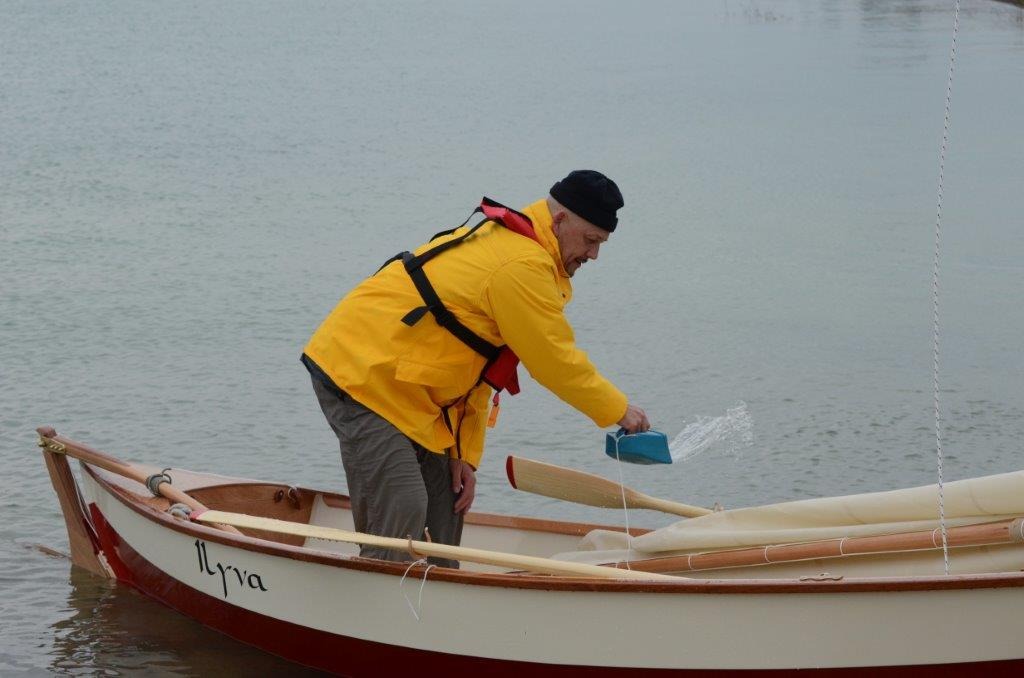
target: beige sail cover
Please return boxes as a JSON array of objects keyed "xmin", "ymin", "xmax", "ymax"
[{"xmin": 628, "ymin": 469, "xmax": 1024, "ymax": 553}]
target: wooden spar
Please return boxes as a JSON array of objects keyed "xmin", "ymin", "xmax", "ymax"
[
  {"xmin": 606, "ymin": 517, "xmax": 1024, "ymax": 573},
  {"xmin": 506, "ymin": 455, "xmax": 713, "ymax": 518},
  {"xmin": 194, "ymin": 509, "xmax": 680, "ymax": 581},
  {"xmin": 36, "ymin": 426, "xmax": 242, "ymax": 535}
]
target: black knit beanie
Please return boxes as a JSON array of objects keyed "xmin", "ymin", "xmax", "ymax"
[{"xmin": 549, "ymin": 170, "xmax": 624, "ymax": 232}]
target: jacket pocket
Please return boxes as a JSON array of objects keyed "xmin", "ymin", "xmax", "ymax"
[
  {"xmin": 394, "ymin": 359, "xmax": 460, "ymax": 388},
  {"xmin": 395, "ymin": 358, "xmax": 479, "ymax": 405}
]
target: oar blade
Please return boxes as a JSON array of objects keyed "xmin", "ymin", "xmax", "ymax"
[
  {"xmin": 507, "ymin": 455, "xmax": 629, "ymax": 509},
  {"xmin": 507, "ymin": 455, "xmax": 713, "ymax": 518}
]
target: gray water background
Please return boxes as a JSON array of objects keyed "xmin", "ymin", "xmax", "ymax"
[{"xmin": 2, "ymin": 0, "xmax": 1023, "ymax": 674}]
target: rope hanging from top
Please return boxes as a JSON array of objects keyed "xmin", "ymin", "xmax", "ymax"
[
  {"xmin": 612, "ymin": 435, "xmax": 633, "ymax": 570},
  {"xmin": 931, "ymin": 0, "xmax": 962, "ymax": 577}
]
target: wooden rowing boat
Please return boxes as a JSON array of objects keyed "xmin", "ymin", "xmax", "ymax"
[{"xmin": 38, "ymin": 427, "xmax": 1024, "ymax": 675}]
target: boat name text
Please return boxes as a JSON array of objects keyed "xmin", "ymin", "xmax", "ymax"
[{"xmin": 194, "ymin": 540, "xmax": 268, "ymax": 598}]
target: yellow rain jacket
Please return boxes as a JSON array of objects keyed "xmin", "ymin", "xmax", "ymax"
[{"xmin": 303, "ymin": 198, "xmax": 628, "ymax": 469}]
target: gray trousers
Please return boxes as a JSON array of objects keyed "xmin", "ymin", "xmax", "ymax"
[{"xmin": 311, "ymin": 375, "xmax": 463, "ymax": 568}]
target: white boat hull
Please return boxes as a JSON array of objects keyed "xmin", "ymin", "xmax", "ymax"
[{"xmin": 77, "ymin": 465, "xmax": 1024, "ymax": 675}]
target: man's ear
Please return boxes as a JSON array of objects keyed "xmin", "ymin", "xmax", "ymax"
[{"xmin": 551, "ymin": 210, "xmax": 566, "ymax": 234}]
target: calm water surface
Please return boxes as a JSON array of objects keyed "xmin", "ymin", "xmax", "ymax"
[{"xmin": 2, "ymin": 1, "xmax": 1023, "ymax": 674}]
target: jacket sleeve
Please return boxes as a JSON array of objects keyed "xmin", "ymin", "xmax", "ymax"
[
  {"xmin": 483, "ymin": 256, "xmax": 629, "ymax": 427},
  {"xmin": 455, "ymin": 381, "xmax": 493, "ymax": 470}
]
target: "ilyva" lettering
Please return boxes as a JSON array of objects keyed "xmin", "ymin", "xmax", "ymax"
[{"xmin": 194, "ymin": 540, "xmax": 269, "ymax": 598}]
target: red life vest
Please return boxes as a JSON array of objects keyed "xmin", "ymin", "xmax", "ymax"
[{"xmin": 380, "ymin": 197, "xmax": 539, "ymax": 397}]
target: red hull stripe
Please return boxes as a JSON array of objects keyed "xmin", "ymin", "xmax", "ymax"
[{"xmin": 87, "ymin": 504, "xmax": 1024, "ymax": 677}]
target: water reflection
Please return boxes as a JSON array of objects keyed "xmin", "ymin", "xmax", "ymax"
[{"xmin": 48, "ymin": 567, "xmax": 326, "ymax": 676}]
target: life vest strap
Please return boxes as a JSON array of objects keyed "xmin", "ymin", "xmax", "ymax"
[
  {"xmin": 378, "ymin": 197, "xmax": 538, "ymax": 395},
  {"xmin": 376, "ymin": 216, "xmax": 487, "ymax": 275},
  {"xmin": 401, "ymin": 252, "xmax": 501, "ymax": 362},
  {"xmin": 428, "ymin": 205, "xmax": 481, "ymax": 242},
  {"xmin": 408, "ymin": 218, "xmax": 488, "ymax": 270}
]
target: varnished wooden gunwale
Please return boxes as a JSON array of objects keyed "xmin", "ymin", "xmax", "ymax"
[
  {"xmin": 38, "ymin": 427, "xmax": 242, "ymax": 535},
  {"xmin": 83, "ymin": 462, "xmax": 1024, "ymax": 595}
]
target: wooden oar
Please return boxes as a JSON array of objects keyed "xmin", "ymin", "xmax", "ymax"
[
  {"xmin": 36, "ymin": 427, "xmax": 676, "ymax": 581},
  {"xmin": 193, "ymin": 509, "xmax": 678, "ymax": 581},
  {"xmin": 505, "ymin": 455, "xmax": 713, "ymax": 518},
  {"xmin": 604, "ymin": 517, "xmax": 1024, "ymax": 574},
  {"xmin": 36, "ymin": 426, "xmax": 242, "ymax": 535}
]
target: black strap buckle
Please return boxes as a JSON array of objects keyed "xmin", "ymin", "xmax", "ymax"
[{"xmin": 401, "ymin": 306, "xmax": 430, "ymax": 326}]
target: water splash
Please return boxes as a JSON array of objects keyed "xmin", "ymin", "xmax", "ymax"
[{"xmin": 668, "ymin": 401, "xmax": 753, "ymax": 462}]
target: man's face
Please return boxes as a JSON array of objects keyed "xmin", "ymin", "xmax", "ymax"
[{"xmin": 552, "ymin": 211, "xmax": 610, "ymax": 277}]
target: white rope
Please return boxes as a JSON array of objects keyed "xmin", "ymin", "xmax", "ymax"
[
  {"xmin": 932, "ymin": 0, "xmax": 961, "ymax": 577},
  {"xmin": 399, "ymin": 559, "xmax": 436, "ymax": 621},
  {"xmin": 612, "ymin": 434, "xmax": 633, "ymax": 570}
]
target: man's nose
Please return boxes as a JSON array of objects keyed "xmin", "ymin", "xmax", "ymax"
[{"xmin": 588, "ymin": 243, "xmax": 600, "ymax": 260}]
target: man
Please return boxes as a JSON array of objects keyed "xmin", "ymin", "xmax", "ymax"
[{"xmin": 302, "ymin": 170, "xmax": 649, "ymax": 566}]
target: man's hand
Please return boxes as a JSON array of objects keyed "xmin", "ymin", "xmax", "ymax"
[
  {"xmin": 617, "ymin": 403, "xmax": 650, "ymax": 433},
  {"xmin": 450, "ymin": 457, "xmax": 477, "ymax": 515}
]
